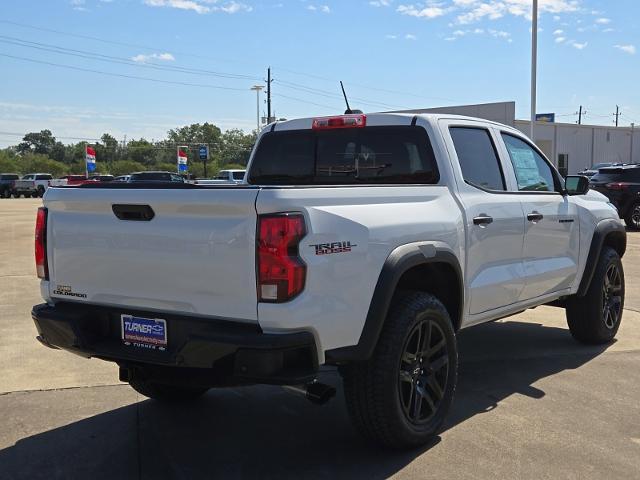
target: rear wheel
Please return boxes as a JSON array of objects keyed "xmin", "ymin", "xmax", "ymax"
[
  {"xmin": 129, "ymin": 379, "xmax": 209, "ymax": 402},
  {"xmin": 36, "ymin": 186, "xmax": 45, "ymax": 198},
  {"xmin": 566, "ymin": 247, "xmax": 624, "ymax": 344},
  {"xmin": 624, "ymin": 202, "xmax": 640, "ymax": 230},
  {"xmin": 342, "ymin": 292, "xmax": 457, "ymax": 449}
]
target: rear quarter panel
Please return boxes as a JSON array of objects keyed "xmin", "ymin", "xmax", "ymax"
[{"xmin": 255, "ymin": 186, "xmax": 464, "ymax": 360}]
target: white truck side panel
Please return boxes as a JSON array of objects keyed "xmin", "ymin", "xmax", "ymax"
[{"xmin": 255, "ymin": 186, "xmax": 464, "ymax": 357}]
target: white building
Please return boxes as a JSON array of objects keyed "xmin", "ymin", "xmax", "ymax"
[
  {"xmin": 392, "ymin": 101, "xmax": 638, "ymax": 175},
  {"xmin": 514, "ymin": 120, "xmax": 638, "ymax": 175}
]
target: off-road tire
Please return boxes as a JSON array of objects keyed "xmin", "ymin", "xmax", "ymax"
[
  {"xmin": 566, "ymin": 246, "xmax": 624, "ymax": 344},
  {"xmin": 624, "ymin": 202, "xmax": 640, "ymax": 230},
  {"xmin": 341, "ymin": 292, "xmax": 458, "ymax": 449},
  {"xmin": 129, "ymin": 379, "xmax": 209, "ymax": 402}
]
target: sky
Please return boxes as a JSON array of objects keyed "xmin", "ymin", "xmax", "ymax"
[{"xmin": 0, "ymin": 0, "xmax": 638, "ymax": 147}]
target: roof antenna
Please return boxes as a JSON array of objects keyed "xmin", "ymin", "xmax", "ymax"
[{"xmin": 340, "ymin": 81, "xmax": 362, "ymax": 115}]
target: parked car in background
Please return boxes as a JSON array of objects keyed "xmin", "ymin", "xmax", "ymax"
[
  {"xmin": 129, "ymin": 171, "xmax": 185, "ymax": 183},
  {"xmin": 113, "ymin": 175, "xmax": 131, "ymax": 182},
  {"xmin": 590, "ymin": 164, "xmax": 640, "ymax": 229},
  {"xmin": 12, "ymin": 173, "xmax": 53, "ymax": 197},
  {"xmin": 51, "ymin": 175, "xmax": 82, "ymax": 187},
  {"xmin": 216, "ymin": 169, "xmax": 246, "ymax": 183},
  {"xmin": 0, "ymin": 173, "xmax": 20, "ymax": 198},
  {"xmin": 579, "ymin": 163, "xmax": 623, "ymax": 177},
  {"xmin": 89, "ymin": 175, "xmax": 115, "ymax": 182}
]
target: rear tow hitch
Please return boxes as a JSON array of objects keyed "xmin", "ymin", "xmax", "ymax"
[{"xmin": 284, "ymin": 380, "xmax": 336, "ymax": 405}]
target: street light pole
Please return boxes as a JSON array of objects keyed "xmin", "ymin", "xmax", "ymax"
[
  {"xmin": 530, "ymin": 0, "xmax": 538, "ymax": 141},
  {"xmin": 250, "ymin": 85, "xmax": 264, "ymax": 133}
]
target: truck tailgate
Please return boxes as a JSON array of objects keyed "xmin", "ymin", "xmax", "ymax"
[{"xmin": 44, "ymin": 187, "xmax": 259, "ymax": 322}]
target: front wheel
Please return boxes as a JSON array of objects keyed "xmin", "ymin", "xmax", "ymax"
[
  {"xmin": 342, "ymin": 292, "xmax": 458, "ymax": 449},
  {"xmin": 566, "ymin": 246, "xmax": 624, "ymax": 344},
  {"xmin": 624, "ymin": 202, "xmax": 640, "ymax": 230},
  {"xmin": 129, "ymin": 379, "xmax": 209, "ymax": 402}
]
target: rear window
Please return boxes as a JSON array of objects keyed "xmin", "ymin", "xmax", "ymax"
[
  {"xmin": 0, "ymin": 174, "xmax": 19, "ymax": 180},
  {"xmin": 248, "ymin": 126, "xmax": 439, "ymax": 185},
  {"xmin": 592, "ymin": 168, "xmax": 640, "ymax": 183}
]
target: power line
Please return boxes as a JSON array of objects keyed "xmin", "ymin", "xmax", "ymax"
[
  {"xmin": 274, "ymin": 79, "xmax": 409, "ymax": 110},
  {"xmin": 0, "ymin": 19, "xmax": 462, "ymax": 107},
  {"xmin": 0, "ymin": 35, "xmax": 261, "ymax": 81},
  {"xmin": 0, "ymin": 53, "xmax": 250, "ymax": 91},
  {"xmin": 271, "ymin": 94, "xmax": 339, "ymax": 111}
]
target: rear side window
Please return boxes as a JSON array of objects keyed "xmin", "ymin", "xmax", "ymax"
[
  {"xmin": 232, "ymin": 171, "xmax": 245, "ymax": 180},
  {"xmin": 36, "ymin": 174, "xmax": 52, "ymax": 180},
  {"xmin": 449, "ymin": 127, "xmax": 505, "ymax": 191},
  {"xmin": 248, "ymin": 126, "xmax": 439, "ymax": 185},
  {"xmin": 0, "ymin": 174, "xmax": 19, "ymax": 180}
]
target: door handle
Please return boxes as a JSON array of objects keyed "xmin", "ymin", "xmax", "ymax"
[
  {"xmin": 112, "ymin": 204, "xmax": 155, "ymax": 221},
  {"xmin": 473, "ymin": 214, "xmax": 494, "ymax": 226},
  {"xmin": 527, "ymin": 212, "xmax": 544, "ymax": 222}
]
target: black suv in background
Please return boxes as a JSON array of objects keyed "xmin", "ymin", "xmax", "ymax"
[
  {"xmin": 0, "ymin": 173, "xmax": 20, "ymax": 198},
  {"xmin": 590, "ymin": 165, "xmax": 640, "ymax": 229}
]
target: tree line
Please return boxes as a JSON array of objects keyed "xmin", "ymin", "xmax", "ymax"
[{"xmin": 0, "ymin": 123, "xmax": 257, "ymax": 178}]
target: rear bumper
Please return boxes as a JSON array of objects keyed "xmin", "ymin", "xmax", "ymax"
[{"xmin": 32, "ymin": 302, "xmax": 318, "ymax": 386}]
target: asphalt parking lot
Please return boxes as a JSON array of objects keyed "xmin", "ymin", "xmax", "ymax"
[{"xmin": 1, "ymin": 198, "xmax": 639, "ymax": 480}]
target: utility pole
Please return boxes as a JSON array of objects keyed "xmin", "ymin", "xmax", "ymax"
[
  {"xmin": 267, "ymin": 67, "xmax": 273, "ymax": 124},
  {"xmin": 250, "ymin": 85, "xmax": 264, "ymax": 133},
  {"xmin": 631, "ymin": 123, "xmax": 635, "ymax": 164},
  {"xmin": 530, "ymin": 0, "xmax": 538, "ymax": 141},
  {"xmin": 614, "ymin": 105, "xmax": 620, "ymax": 127},
  {"xmin": 578, "ymin": 105, "xmax": 583, "ymax": 125}
]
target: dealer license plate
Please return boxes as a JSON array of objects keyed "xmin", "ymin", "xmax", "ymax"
[{"xmin": 121, "ymin": 314, "xmax": 167, "ymax": 350}]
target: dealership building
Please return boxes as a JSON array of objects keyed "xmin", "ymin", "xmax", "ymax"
[{"xmin": 395, "ymin": 101, "xmax": 638, "ymax": 175}]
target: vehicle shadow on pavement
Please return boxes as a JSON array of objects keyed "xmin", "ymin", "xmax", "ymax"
[{"xmin": 0, "ymin": 319, "xmax": 610, "ymax": 480}]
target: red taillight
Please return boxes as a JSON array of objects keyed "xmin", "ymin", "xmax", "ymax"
[
  {"xmin": 312, "ymin": 114, "xmax": 366, "ymax": 130},
  {"xmin": 606, "ymin": 182, "xmax": 630, "ymax": 191},
  {"xmin": 257, "ymin": 213, "xmax": 306, "ymax": 302},
  {"xmin": 35, "ymin": 207, "xmax": 48, "ymax": 279}
]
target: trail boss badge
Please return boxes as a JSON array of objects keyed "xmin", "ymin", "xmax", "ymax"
[{"xmin": 309, "ymin": 241, "xmax": 357, "ymax": 255}]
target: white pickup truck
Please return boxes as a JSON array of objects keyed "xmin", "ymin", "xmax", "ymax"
[
  {"xmin": 32, "ymin": 113, "xmax": 626, "ymax": 449},
  {"xmin": 12, "ymin": 173, "xmax": 53, "ymax": 197}
]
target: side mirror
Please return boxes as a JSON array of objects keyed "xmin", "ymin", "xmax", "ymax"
[{"xmin": 565, "ymin": 175, "xmax": 590, "ymax": 196}]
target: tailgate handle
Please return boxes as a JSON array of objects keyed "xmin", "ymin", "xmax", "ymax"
[{"xmin": 112, "ymin": 204, "xmax": 155, "ymax": 221}]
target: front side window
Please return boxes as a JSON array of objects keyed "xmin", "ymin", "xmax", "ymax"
[
  {"xmin": 449, "ymin": 127, "xmax": 505, "ymax": 191},
  {"xmin": 502, "ymin": 134, "xmax": 557, "ymax": 192}
]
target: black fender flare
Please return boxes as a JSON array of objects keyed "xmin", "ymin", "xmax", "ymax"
[
  {"xmin": 324, "ymin": 242, "xmax": 463, "ymax": 364},
  {"xmin": 577, "ymin": 219, "xmax": 626, "ymax": 297}
]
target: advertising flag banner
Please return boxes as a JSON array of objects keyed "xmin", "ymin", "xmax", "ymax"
[
  {"xmin": 177, "ymin": 146, "xmax": 188, "ymax": 172},
  {"xmin": 86, "ymin": 145, "xmax": 96, "ymax": 173}
]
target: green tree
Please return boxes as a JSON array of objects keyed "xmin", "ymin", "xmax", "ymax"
[
  {"xmin": 110, "ymin": 160, "xmax": 145, "ymax": 176},
  {"xmin": 17, "ymin": 130, "xmax": 57, "ymax": 156},
  {"xmin": 126, "ymin": 139, "xmax": 156, "ymax": 165},
  {"xmin": 0, "ymin": 150, "xmax": 18, "ymax": 173},
  {"xmin": 16, "ymin": 153, "xmax": 67, "ymax": 176},
  {"xmin": 219, "ymin": 129, "xmax": 256, "ymax": 166}
]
